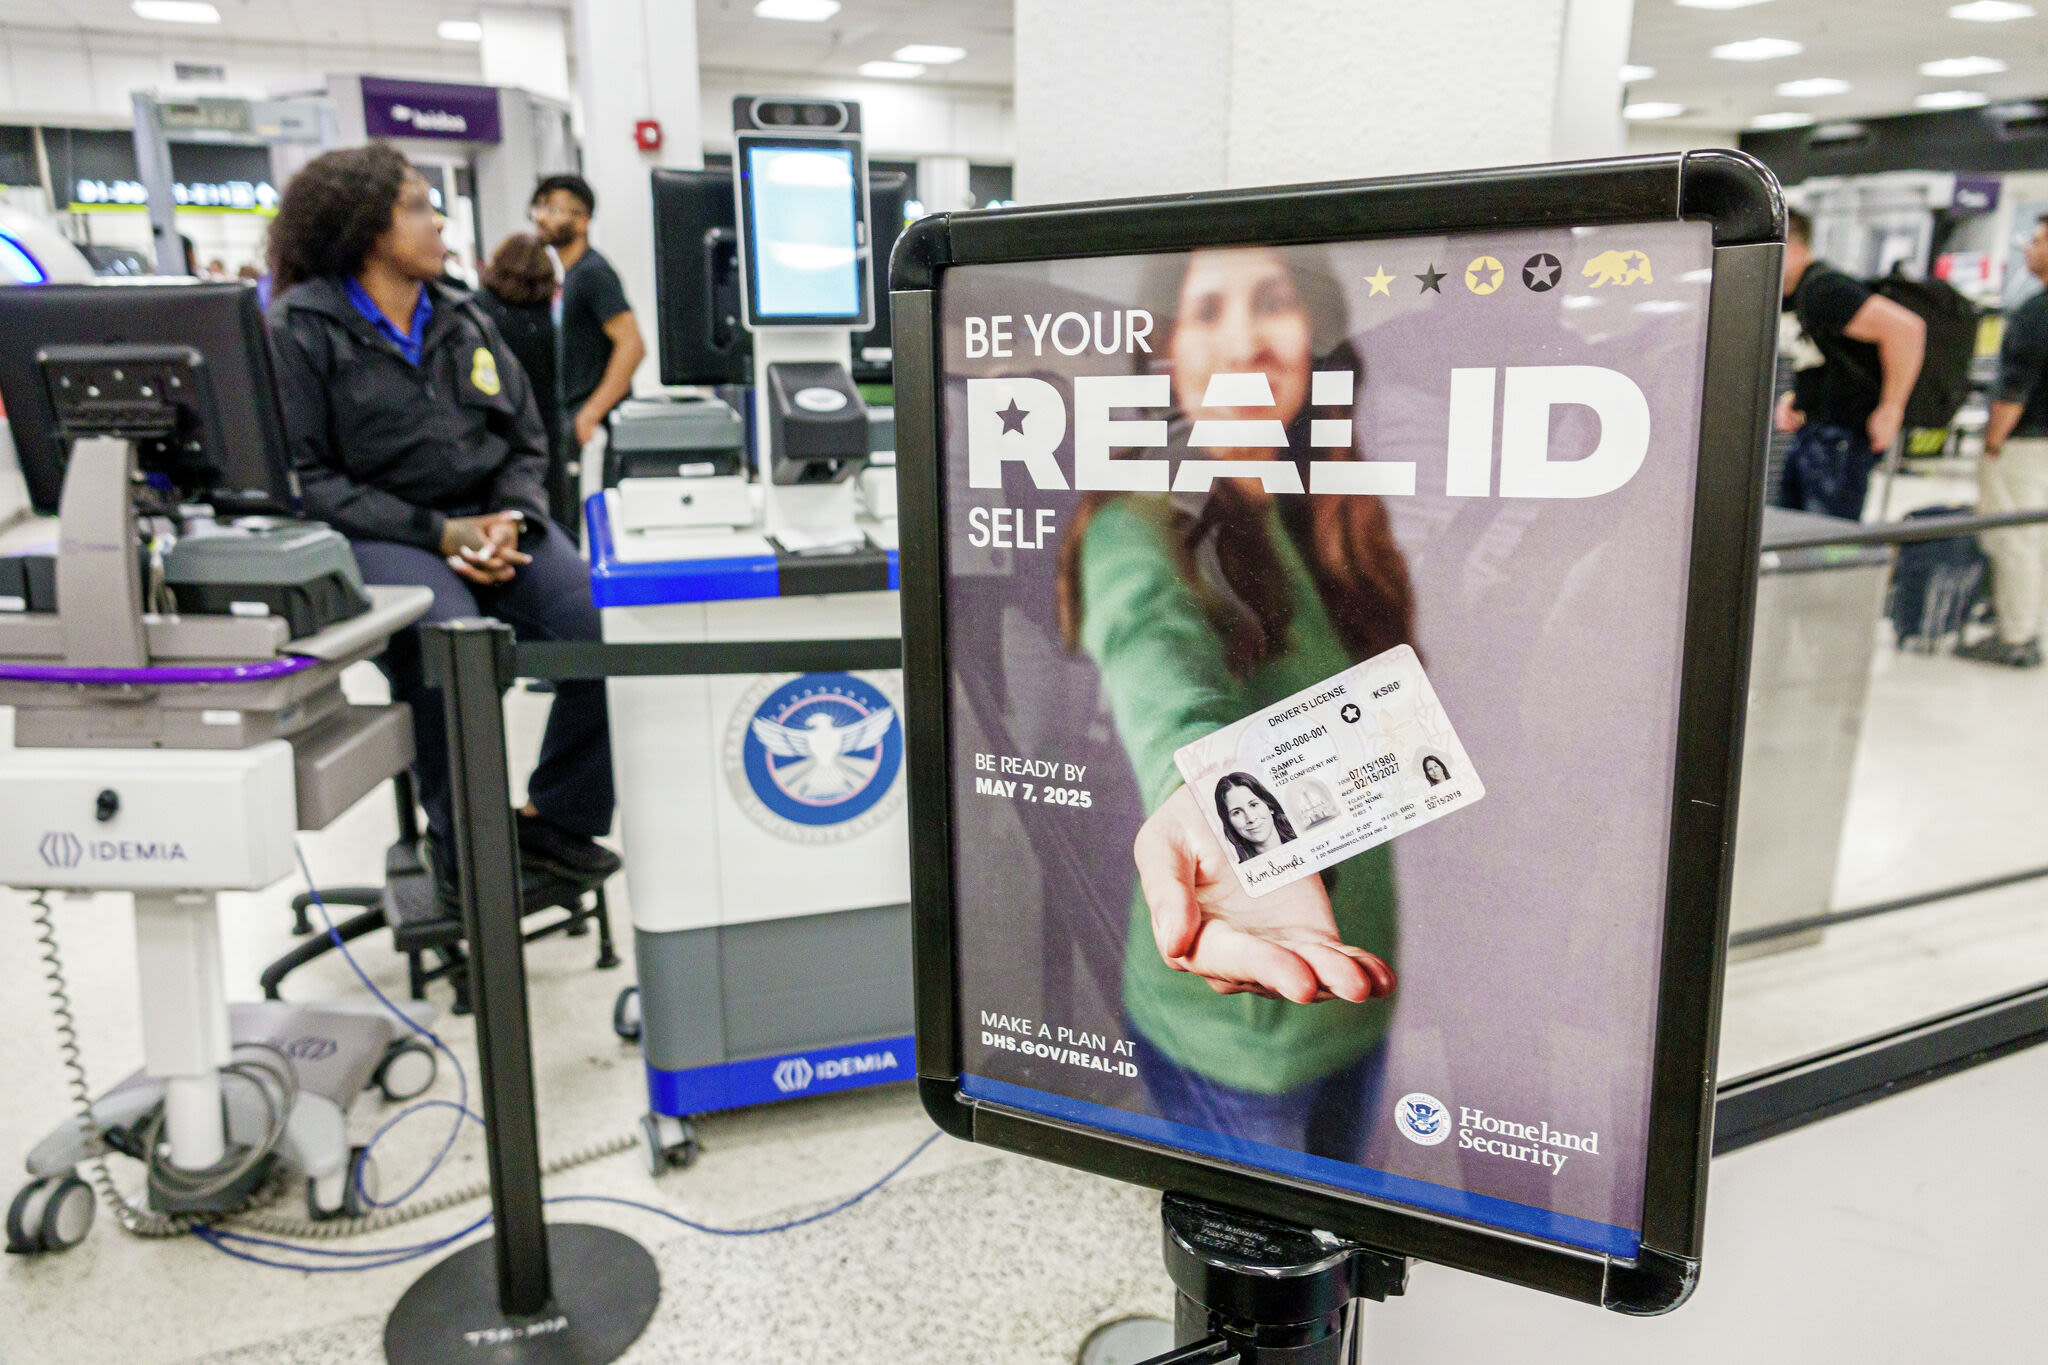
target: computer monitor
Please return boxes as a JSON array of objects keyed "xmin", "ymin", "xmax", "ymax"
[
  {"xmin": 651, "ymin": 167, "xmax": 748, "ymax": 387},
  {"xmin": 0, "ymin": 281, "xmax": 295, "ymax": 516},
  {"xmin": 853, "ymin": 171, "xmax": 907, "ymax": 384},
  {"xmin": 654, "ymin": 166, "xmax": 904, "ymax": 386},
  {"xmin": 733, "ymin": 132, "xmax": 873, "ymax": 331}
]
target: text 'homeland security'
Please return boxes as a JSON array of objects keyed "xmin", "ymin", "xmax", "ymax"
[{"xmin": 1458, "ymin": 1107, "xmax": 1600, "ymax": 1174}]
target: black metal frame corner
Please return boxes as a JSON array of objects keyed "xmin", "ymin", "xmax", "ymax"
[{"xmin": 889, "ymin": 150, "xmax": 1785, "ymax": 1313}]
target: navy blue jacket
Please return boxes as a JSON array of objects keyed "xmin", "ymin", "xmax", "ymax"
[{"xmin": 267, "ymin": 276, "xmax": 550, "ymax": 551}]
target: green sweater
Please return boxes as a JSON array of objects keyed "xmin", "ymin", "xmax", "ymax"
[{"xmin": 1078, "ymin": 496, "xmax": 1397, "ymax": 1094}]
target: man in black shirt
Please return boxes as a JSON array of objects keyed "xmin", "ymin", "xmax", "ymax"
[
  {"xmin": 1960, "ymin": 215, "xmax": 2048, "ymax": 668},
  {"xmin": 1775, "ymin": 208, "xmax": 1926, "ymax": 520},
  {"xmin": 531, "ymin": 174, "xmax": 646, "ymax": 507}
]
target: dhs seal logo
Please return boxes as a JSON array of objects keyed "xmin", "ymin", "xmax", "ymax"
[
  {"xmin": 726, "ymin": 672, "xmax": 904, "ymax": 844},
  {"xmin": 1394, "ymin": 1092, "xmax": 1453, "ymax": 1146}
]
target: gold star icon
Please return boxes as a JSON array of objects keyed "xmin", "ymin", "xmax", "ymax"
[
  {"xmin": 1365, "ymin": 265, "xmax": 1394, "ymax": 297},
  {"xmin": 1465, "ymin": 255, "xmax": 1504, "ymax": 295}
]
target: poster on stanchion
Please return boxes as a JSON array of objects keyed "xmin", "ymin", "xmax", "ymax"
[{"xmin": 891, "ymin": 154, "xmax": 1782, "ymax": 1312}]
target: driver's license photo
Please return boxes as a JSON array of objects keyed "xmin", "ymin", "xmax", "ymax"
[{"xmin": 1173, "ymin": 644, "xmax": 1486, "ymax": 898}]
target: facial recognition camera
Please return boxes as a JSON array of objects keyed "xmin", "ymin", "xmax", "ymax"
[
  {"xmin": 728, "ymin": 98, "xmax": 876, "ymax": 550},
  {"xmin": 734, "ymin": 96, "xmax": 860, "ymax": 135}
]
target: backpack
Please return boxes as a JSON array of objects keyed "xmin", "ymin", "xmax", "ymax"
[
  {"xmin": 1867, "ymin": 270, "xmax": 1981, "ymax": 431},
  {"xmin": 1793, "ymin": 266, "xmax": 1981, "ymax": 433}
]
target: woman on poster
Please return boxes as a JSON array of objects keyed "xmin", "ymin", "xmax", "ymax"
[{"xmin": 1058, "ymin": 245, "xmax": 1411, "ymax": 1161}]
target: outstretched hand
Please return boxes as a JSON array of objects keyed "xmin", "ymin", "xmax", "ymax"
[{"xmin": 1133, "ymin": 784, "xmax": 1396, "ymax": 1006}]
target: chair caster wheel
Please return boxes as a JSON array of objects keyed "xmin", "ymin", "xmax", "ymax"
[
  {"xmin": 373, "ymin": 1038, "xmax": 437, "ymax": 1102},
  {"xmin": 307, "ymin": 1145, "xmax": 378, "ymax": 1221},
  {"xmin": 613, "ymin": 986, "xmax": 642, "ymax": 1043},
  {"xmin": 640, "ymin": 1113, "xmax": 698, "ymax": 1178},
  {"xmin": 6, "ymin": 1173, "xmax": 94, "ymax": 1255}
]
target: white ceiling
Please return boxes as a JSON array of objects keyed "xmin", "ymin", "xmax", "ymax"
[
  {"xmin": 6, "ymin": 0, "xmax": 2045, "ymax": 128},
  {"xmin": 2, "ymin": 0, "xmax": 564, "ymax": 51},
  {"xmin": 1628, "ymin": 0, "xmax": 2048, "ymax": 132},
  {"xmin": 695, "ymin": 0, "xmax": 1011, "ymax": 86},
  {"xmin": 2, "ymin": 0, "xmax": 1014, "ymax": 87}
]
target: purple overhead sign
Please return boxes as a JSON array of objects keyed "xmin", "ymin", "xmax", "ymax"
[{"xmin": 361, "ymin": 76, "xmax": 501, "ymax": 144}]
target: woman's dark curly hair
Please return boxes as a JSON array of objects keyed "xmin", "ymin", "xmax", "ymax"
[
  {"xmin": 267, "ymin": 143, "xmax": 413, "ymax": 293},
  {"xmin": 481, "ymin": 232, "xmax": 557, "ymax": 306}
]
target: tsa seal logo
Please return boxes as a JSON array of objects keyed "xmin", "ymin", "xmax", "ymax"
[
  {"xmin": 1394, "ymin": 1092, "xmax": 1453, "ymax": 1146},
  {"xmin": 726, "ymin": 672, "xmax": 904, "ymax": 843}
]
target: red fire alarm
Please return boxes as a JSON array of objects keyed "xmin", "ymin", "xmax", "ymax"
[{"xmin": 633, "ymin": 119, "xmax": 663, "ymax": 152}]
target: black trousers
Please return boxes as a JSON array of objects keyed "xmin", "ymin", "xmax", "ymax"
[{"xmin": 351, "ymin": 526, "xmax": 613, "ymax": 846}]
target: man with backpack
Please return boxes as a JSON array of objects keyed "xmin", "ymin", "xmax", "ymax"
[
  {"xmin": 1775, "ymin": 208, "xmax": 1928, "ymax": 521},
  {"xmin": 1959, "ymin": 215, "xmax": 2048, "ymax": 669}
]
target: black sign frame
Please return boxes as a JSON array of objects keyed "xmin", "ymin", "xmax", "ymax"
[{"xmin": 889, "ymin": 151, "xmax": 1782, "ymax": 1314}]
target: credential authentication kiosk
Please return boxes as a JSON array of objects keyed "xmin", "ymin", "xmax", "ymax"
[{"xmin": 591, "ymin": 98, "xmax": 910, "ymax": 1167}]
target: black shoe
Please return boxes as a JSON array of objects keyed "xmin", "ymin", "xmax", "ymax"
[
  {"xmin": 1956, "ymin": 634, "xmax": 2043, "ymax": 667},
  {"xmin": 420, "ymin": 834, "xmax": 461, "ymax": 916},
  {"xmin": 515, "ymin": 810, "xmax": 622, "ymax": 884}
]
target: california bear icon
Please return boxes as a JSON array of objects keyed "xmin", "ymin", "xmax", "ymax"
[{"xmin": 1581, "ymin": 249, "xmax": 1653, "ymax": 287}]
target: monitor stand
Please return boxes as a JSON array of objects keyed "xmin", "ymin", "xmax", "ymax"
[{"xmin": 1128, "ymin": 1194, "xmax": 1409, "ymax": 1365}]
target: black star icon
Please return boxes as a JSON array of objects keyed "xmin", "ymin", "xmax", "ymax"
[
  {"xmin": 996, "ymin": 398, "xmax": 1029, "ymax": 435},
  {"xmin": 1416, "ymin": 264, "xmax": 1446, "ymax": 294},
  {"xmin": 1340, "ymin": 702, "xmax": 1362, "ymax": 724},
  {"xmin": 1522, "ymin": 253, "xmax": 1562, "ymax": 292}
]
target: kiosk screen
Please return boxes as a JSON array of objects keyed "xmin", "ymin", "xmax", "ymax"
[
  {"xmin": 932, "ymin": 218, "xmax": 1734, "ymax": 1263},
  {"xmin": 737, "ymin": 136, "xmax": 871, "ymax": 328}
]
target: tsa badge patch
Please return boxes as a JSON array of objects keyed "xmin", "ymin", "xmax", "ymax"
[{"xmin": 725, "ymin": 672, "xmax": 905, "ymax": 843}]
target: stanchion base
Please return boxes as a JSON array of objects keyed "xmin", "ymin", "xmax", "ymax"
[{"xmin": 384, "ymin": 1223, "xmax": 659, "ymax": 1365}]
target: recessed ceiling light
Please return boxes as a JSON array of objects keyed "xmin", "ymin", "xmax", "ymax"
[
  {"xmin": 1949, "ymin": 1, "xmax": 2035, "ymax": 19},
  {"xmin": 1749, "ymin": 111, "xmax": 1816, "ymax": 129},
  {"xmin": 858, "ymin": 60, "xmax": 925, "ymax": 79},
  {"xmin": 1624, "ymin": 101, "xmax": 1688, "ymax": 120},
  {"xmin": 1775, "ymin": 77, "xmax": 1850, "ymax": 97},
  {"xmin": 1921, "ymin": 55, "xmax": 2008, "ymax": 76},
  {"xmin": 754, "ymin": 0, "xmax": 840, "ymax": 20},
  {"xmin": 132, "ymin": 0, "xmax": 221, "ymax": 22},
  {"xmin": 437, "ymin": 19, "xmax": 482, "ymax": 41},
  {"xmin": 1620, "ymin": 63, "xmax": 1657, "ymax": 82},
  {"xmin": 1675, "ymin": 0, "xmax": 1776, "ymax": 9},
  {"xmin": 1712, "ymin": 37, "xmax": 1805, "ymax": 60},
  {"xmin": 1918, "ymin": 88, "xmax": 1992, "ymax": 108},
  {"xmin": 893, "ymin": 44, "xmax": 965, "ymax": 64}
]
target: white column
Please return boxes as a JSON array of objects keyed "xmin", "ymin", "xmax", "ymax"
[
  {"xmin": 1549, "ymin": 0, "xmax": 1635, "ymax": 159},
  {"xmin": 480, "ymin": 6, "xmax": 572, "ymax": 103},
  {"xmin": 915, "ymin": 155, "xmax": 973, "ymax": 212},
  {"xmin": 570, "ymin": 0, "xmax": 705, "ymax": 388},
  {"xmin": 1015, "ymin": 0, "xmax": 1620, "ymax": 204},
  {"xmin": 134, "ymin": 891, "xmax": 230, "ymax": 1170}
]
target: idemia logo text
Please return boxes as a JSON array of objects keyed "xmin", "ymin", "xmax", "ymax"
[
  {"xmin": 726, "ymin": 672, "xmax": 905, "ymax": 844},
  {"xmin": 772, "ymin": 1050, "xmax": 901, "ymax": 1094},
  {"xmin": 1395, "ymin": 1092, "xmax": 1601, "ymax": 1174},
  {"xmin": 39, "ymin": 831, "xmax": 186, "ymax": 870}
]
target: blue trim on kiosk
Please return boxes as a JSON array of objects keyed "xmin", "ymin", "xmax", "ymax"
[
  {"xmin": 585, "ymin": 492, "xmax": 780, "ymax": 607},
  {"xmin": 959, "ymin": 1074, "xmax": 1641, "ymax": 1260},
  {"xmin": 586, "ymin": 491, "xmax": 900, "ymax": 607},
  {"xmin": 647, "ymin": 1034, "xmax": 916, "ymax": 1115}
]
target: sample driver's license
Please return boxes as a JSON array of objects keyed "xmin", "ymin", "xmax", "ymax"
[{"xmin": 1174, "ymin": 644, "xmax": 1485, "ymax": 897}]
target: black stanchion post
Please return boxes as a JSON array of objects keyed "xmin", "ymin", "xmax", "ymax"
[
  {"xmin": 384, "ymin": 619, "xmax": 659, "ymax": 1365},
  {"xmin": 1135, "ymin": 1195, "xmax": 1408, "ymax": 1365}
]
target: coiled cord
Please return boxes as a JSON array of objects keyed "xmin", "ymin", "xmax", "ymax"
[
  {"xmin": 30, "ymin": 891, "xmax": 188, "ymax": 1238},
  {"xmin": 141, "ymin": 1040, "xmax": 296, "ymax": 1208}
]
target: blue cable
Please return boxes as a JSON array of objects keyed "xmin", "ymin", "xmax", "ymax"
[
  {"xmin": 292, "ymin": 844, "xmax": 474, "ymax": 1209},
  {"xmin": 546, "ymin": 1130, "xmax": 942, "ymax": 1238},
  {"xmin": 188, "ymin": 849, "xmax": 941, "ymax": 1274}
]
